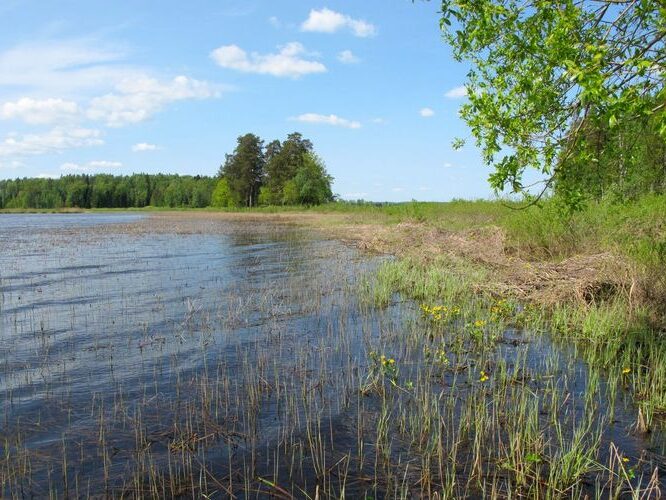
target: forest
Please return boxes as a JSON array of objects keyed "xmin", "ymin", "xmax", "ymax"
[
  {"xmin": 0, "ymin": 132, "xmax": 333, "ymax": 209},
  {"xmin": 0, "ymin": 173, "xmax": 216, "ymax": 210}
]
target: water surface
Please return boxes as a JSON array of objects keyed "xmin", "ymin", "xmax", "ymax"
[{"xmin": 0, "ymin": 213, "xmax": 663, "ymax": 498}]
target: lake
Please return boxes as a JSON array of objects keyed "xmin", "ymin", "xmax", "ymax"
[{"xmin": 1, "ymin": 213, "xmax": 663, "ymax": 498}]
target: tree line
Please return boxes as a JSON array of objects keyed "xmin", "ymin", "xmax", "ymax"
[
  {"xmin": 0, "ymin": 174, "xmax": 216, "ymax": 210},
  {"xmin": 0, "ymin": 132, "xmax": 334, "ymax": 209}
]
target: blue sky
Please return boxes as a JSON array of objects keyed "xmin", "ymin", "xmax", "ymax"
[{"xmin": 0, "ymin": 0, "xmax": 510, "ymax": 201}]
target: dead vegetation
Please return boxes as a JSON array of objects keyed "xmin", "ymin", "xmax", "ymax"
[{"xmin": 321, "ymin": 218, "xmax": 636, "ymax": 312}]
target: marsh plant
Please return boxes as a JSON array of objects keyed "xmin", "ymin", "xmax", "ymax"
[{"xmin": 0, "ymin": 215, "xmax": 664, "ymax": 498}]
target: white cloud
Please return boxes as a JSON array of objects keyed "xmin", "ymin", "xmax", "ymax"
[
  {"xmin": 301, "ymin": 8, "xmax": 376, "ymax": 37},
  {"xmin": 444, "ymin": 85, "xmax": 467, "ymax": 99},
  {"xmin": 0, "ymin": 39, "xmax": 140, "ymax": 96},
  {"xmin": 371, "ymin": 117, "xmax": 387, "ymax": 124},
  {"xmin": 36, "ymin": 173, "xmax": 58, "ymax": 179},
  {"xmin": 291, "ymin": 113, "xmax": 361, "ymax": 129},
  {"xmin": 132, "ymin": 142, "xmax": 158, "ymax": 152},
  {"xmin": 89, "ymin": 160, "xmax": 121, "ymax": 169},
  {"xmin": 391, "ymin": 187, "xmax": 404, "ymax": 192},
  {"xmin": 1, "ymin": 97, "xmax": 80, "ymax": 124},
  {"xmin": 0, "ymin": 127, "xmax": 103, "ymax": 158},
  {"xmin": 60, "ymin": 160, "xmax": 122, "ymax": 172},
  {"xmin": 0, "ymin": 39, "xmax": 222, "ymax": 166},
  {"xmin": 420, "ymin": 107, "xmax": 435, "ymax": 117},
  {"xmin": 87, "ymin": 75, "xmax": 218, "ymax": 127},
  {"xmin": 337, "ymin": 50, "xmax": 360, "ymax": 64},
  {"xmin": 210, "ymin": 42, "xmax": 326, "ymax": 78},
  {"xmin": 268, "ymin": 16, "xmax": 281, "ymax": 28},
  {"xmin": 0, "ymin": 39, "xmax": 221, "ymax": 130},
  {"xmin": 444, "ymin": 162, "xmax": 453, "ymax": 168}
]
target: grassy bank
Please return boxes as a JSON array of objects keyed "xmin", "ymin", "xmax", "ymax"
[
  {"xmin": 314, "ymin": 195, "xmax": 665, "ymax": 274},
  {"xmin": 291, "ymin": 195, "xmax": 665, "ymax": 317}
]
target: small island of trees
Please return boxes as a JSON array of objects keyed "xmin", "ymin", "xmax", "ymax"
[{"xmin": 0, "ymin": 131, "xmax": 334, "ymax": 210}]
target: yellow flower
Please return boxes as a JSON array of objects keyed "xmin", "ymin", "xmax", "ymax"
[
  {"xmin": 622, "ymin": 457, "xmax": 630, "ymax": 463},
  {"xmin": 622, "ymin": 367, "xmax": 631, "ymax": 374},
  {"xmin": 474, "ymin": 320, "xmax": 486, "ymax": 328}
]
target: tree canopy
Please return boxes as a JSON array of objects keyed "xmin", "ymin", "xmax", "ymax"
[
  {"xmin": 439, "ymin": 0, "xmax": 665, "ymax": 204},
  {"xmin": 218, "ymin": 133, "xmax": 265, "ymax": 207},
  {"xmin": 263, "ymin": 132, "xmax": 315, "ymax": 205},
  {"xmin": 218, "ymin": 131, "xmax": 334, "ymax": 207}
]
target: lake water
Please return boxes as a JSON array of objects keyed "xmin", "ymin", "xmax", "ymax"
[
  {"xmin": 0, "ymin": 213, "xmax": 664, "ymax": 498},
  {"xmin": 1, "ymin": 213, "xmax": 398, "ymax": 496}
]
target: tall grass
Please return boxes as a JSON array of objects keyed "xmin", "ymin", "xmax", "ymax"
[
  {"xmin": 503, "ymin": 194, "xmax": 666, "ymax": 265},
  {"xmin": 311, "ymin": 195, "xmax": 666, "ymax": 271}
]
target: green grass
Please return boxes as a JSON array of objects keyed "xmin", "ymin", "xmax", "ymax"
[{"xmin": 502, "ymin": 194, "xmax": 666, "ymax": 264}]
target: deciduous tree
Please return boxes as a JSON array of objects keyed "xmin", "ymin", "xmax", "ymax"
[{"xmin": 440, "ymin": 0, "xmax": 665, "ymax": 205}]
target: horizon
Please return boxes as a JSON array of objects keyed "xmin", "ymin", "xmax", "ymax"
[{"xmin": 0, "ymin": 1, "xmax": 543, "ymax": 202}]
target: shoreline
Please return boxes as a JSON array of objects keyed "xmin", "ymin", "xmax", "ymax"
[
  {"xmin": 2, "ymin": 207, "xmax": 645, "ymax": 314},
  {"xmin": 3, "ymin": 208, "xmax": 664, "ymax": 496}
]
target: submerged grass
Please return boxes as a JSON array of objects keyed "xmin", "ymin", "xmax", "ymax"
[
  {"xmin": 358, "ymin": 252, "xmax": 665, "ymax": 496},
  {"xmin": 2, "ymin": 195, "xmax": 665, "ymax": 498},
  {"xmin": 365, "ymin": 247, "xmax": 666, "ymax": 436}
]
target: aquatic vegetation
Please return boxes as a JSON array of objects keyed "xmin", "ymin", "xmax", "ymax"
[
  {"xmin": 424, "ymin": 345, "xmax": 449, "ymax": 369},
  {"xmin": 363, "ymin": 352, "xmax": 400, "ymax": 395},
  {"xmin": 419, "ymin": 303, "xmax": 461, "ymax": 322},
  {"xmin": 490, "ymin": 297, "xmax": 513, "ymax": 321},
  {"xmin": 1, "ymin": 213, "xmax": 664, "ymax": 498},
  {"xmin": 465, "ymin": 318, "xmax": 499, "ymax": 347}
]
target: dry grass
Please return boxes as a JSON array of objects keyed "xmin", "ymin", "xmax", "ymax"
[{"xmin": 288, "ymin": 214, "xmax": 633, "ymax": 311}]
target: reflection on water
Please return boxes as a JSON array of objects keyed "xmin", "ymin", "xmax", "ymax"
[{"xmin": 0, "ymin": 213, "xmax": 663, "ymax": 498}]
